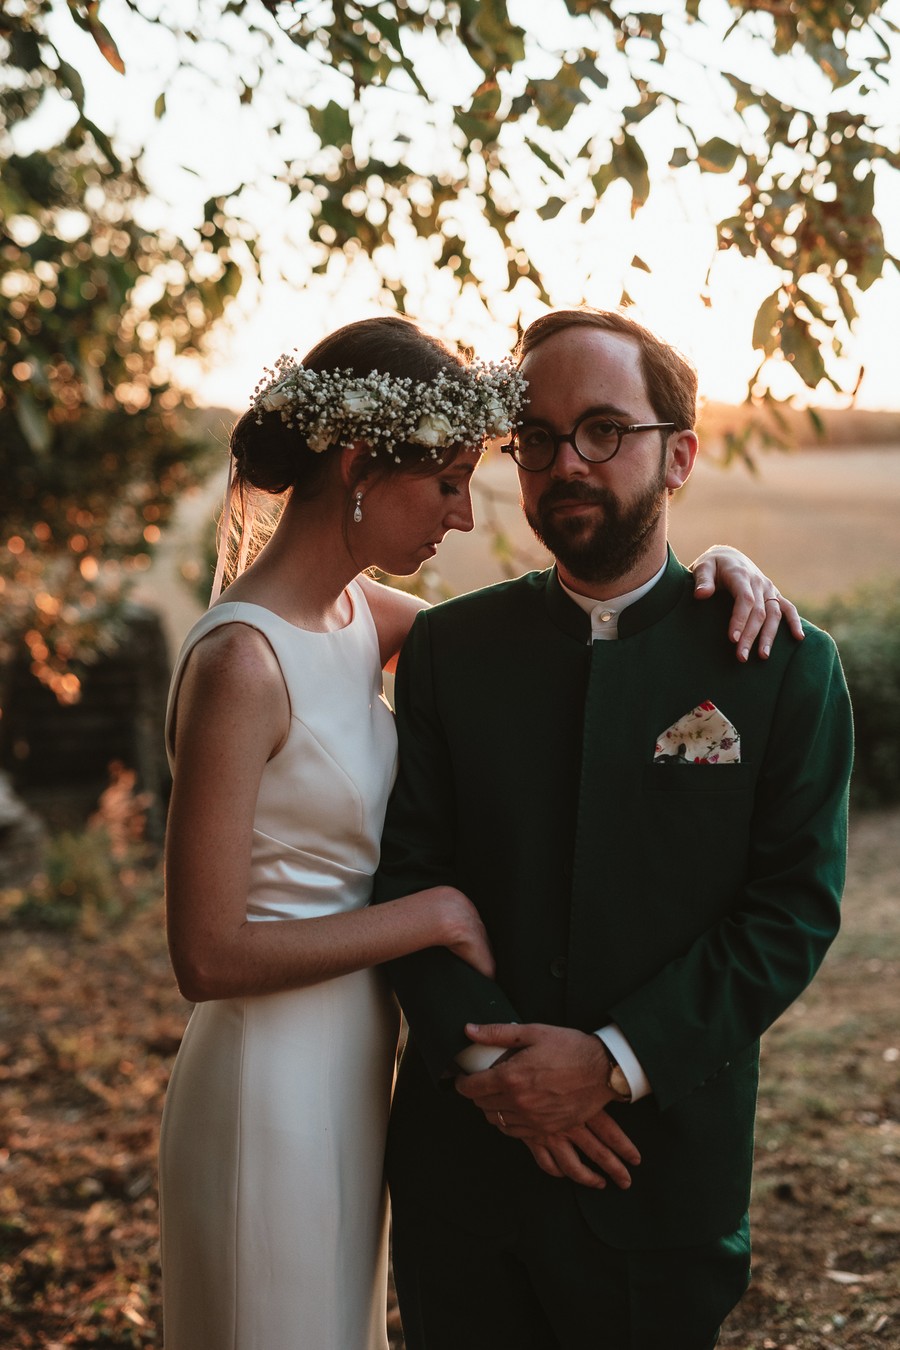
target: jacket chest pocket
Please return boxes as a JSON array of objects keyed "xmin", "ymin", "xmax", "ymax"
[{"xmin": 638, "ymin": 762, "xmax": 755, "ymax": 914}]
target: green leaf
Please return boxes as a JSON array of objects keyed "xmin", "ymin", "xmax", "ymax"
[
  {"xmin": 806, "ymin": 407, "xmax": 826, "ymax": 438},
  {"xmin": 590, "ymin": 162, "xmax": 616, "ymax": 200},
  {"xmin": 367, "ymin": 10, "xmax": 403, "ymax": 54},
  {"xmin": 154, "ymin": 93, "xmax": 167, "ymax": 120},
  {"xmin": 308, "ymin": 100, "xmax": 353, "ymax": 151},
  {"xmin": 524, "ymin": 138, "xmax": 565, "ymax": 180},
  {"xmin": 11, "ymin": 26, "xmax": 44, "ymax": 73},
  {"xmin": 797, "ymin": 288, "xmax": 826, "ymax": 323},
  {"xmin": 56, "ymin": 58, "xmax": 86, "ymax": 111},
  {"xmin": 81, "ymin": 117, "xmax": 122, "ymax": 172},
  {"xmin": 465, "ymin": 0, "xmax": 526, "ymax": 69},
  {"xmin": 612, "ymin": 133, "xmax": 650, "ymax": 212},
  {"xmin": 781, "ymin": 309, "xmax": 827, "ymax": 389},
  {"xmin": 834, "ymin": 279, "xmax": 858, "ymax": 328},
  {"xmin": 537, "ymin": 196, "xmax": 565, "ymax": 221},
  {"xmin": 573, "ymin": 56, "xmax": 609, "ymax": 91},
  {"xmin": 531, "ymin": 70, "xmax": 589, "ymax": 132},
  {"xmin": 752, "ymin": 290, "xmax": 782, "ymax": 356},
  {"xmin": 696, "ymin": 138, "xmax": 739, "ymax": 173},
  {"xmin": 718, "ymin": 214, "xmax": 757, "ymax": 261}
]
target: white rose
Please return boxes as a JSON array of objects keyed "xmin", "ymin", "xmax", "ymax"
[
  {"xmin": 262, "ymin": 388, "xmax": 291, "ymax": 411},
  {"xmin": 342, "ymin": 386, "xmax": 377, "ymax": 415},
  {"xmin": 410, "ymin": 412, "xmax": 453, "ymax": 448},
  {"xmin": 485, "ymin": 394, "xmax": 516, "ymax": 437}
]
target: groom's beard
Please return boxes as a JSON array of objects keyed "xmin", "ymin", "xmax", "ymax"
[{"xmin": 523, "ymin": 463, "xmax": 668, "ymax": 586}]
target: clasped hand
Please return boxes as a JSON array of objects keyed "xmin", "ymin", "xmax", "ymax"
[{"xmin": 455, "ymin": 1021, "xmax": 641, "ymax": 1191}]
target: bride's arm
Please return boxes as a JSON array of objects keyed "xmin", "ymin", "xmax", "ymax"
[
  {"xmin": 689, "ymin": 544, "xmax": 803, "ymax": 662},
  {"xmin": 164, "ymin": 625, "xmax": 493, "ymax": 1002}
]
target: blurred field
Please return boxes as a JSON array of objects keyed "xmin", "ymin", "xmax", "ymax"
[
  {"xmin": 433, "ymin": 442, "xmax": 900, "ymax": 610},
  {"xmin": 137, "ymin": 414, "xmax": 900, "ymax": 662}
]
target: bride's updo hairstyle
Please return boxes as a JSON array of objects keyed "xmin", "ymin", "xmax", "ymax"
[
  {"xmin": 229, "ymin": 315, "xmax": 471, "ymax": 502},
  {"xmin": 212, "ymin": 315, "xmax": 524, "ymax": 597}
]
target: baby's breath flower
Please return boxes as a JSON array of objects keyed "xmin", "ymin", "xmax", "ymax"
[{"xmin": 251, "ymin": 354, "xmax": 528, "ymax": 459}]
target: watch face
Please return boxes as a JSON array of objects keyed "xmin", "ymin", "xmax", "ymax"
[{"xmin": 610, "ymin": 1066, "xmax": 631, "ymax": 1100}]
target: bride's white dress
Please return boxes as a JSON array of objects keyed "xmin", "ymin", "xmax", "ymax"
[{"xmin": 159, "ymin": 586, "xmax": 400, "ymax": 1350}]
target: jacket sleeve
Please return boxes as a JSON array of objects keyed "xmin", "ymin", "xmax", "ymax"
[
  {"xmin": 611, "ymin": 627, "xmax": 853, "ymax": 1111},
  {"xmin": 374, "ymin": 611, "xmax": 519, "ymax": 1083}
]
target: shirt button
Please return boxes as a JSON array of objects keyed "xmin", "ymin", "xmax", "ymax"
[
  {"xmin": 598, "ymin": 610, "xmax": 614, "ymax": 623},
  {"xmin": 549, "ymin": 956, "xmax": 568, "ymax": 979}
]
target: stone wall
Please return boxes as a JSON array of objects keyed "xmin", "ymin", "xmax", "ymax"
[{"xmin": 0, "ymin": 604, "xmax": 171, "ymax": 837}]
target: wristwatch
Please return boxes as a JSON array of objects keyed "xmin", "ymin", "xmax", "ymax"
[{"xmin": 605, "ymin": 1048, "xmax": 632, "ymax": 1103}]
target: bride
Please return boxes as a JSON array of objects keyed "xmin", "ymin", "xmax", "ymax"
[{"xmin": 158, "ymin": 313, "xmax": 798, "ymax": 1349}]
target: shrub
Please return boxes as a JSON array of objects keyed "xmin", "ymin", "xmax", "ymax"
[
  {"xmin": 805, "ymin": 580, "xmax": 900, "ymax": 808},
  {"xmin": 1, "ymin": 763, "xmax": 157, "ymax": 934}
]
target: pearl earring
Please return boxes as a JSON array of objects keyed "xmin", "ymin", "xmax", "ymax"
[{"xmin": 353, "ymin": 491, "xmax": 363, "ymax": 524}]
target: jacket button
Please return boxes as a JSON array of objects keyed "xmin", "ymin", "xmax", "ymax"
[{"xmin": 549, "ymin": 956, "xmax": 568, "ymax": 979}]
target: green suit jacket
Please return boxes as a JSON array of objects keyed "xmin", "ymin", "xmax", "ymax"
[{"xmin": 375, "ymin": 552, "xmax": 853, "ymax": 1249}]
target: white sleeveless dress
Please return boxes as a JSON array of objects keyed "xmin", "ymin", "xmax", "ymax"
[{"xmin": 159, "ymin": 586, "xmax": 400, "ymax": 1350}]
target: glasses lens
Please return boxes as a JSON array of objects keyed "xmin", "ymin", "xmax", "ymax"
[
  {"xmin": 514, "ymin": 425, "xmax": 556, "ymax": 470},
  {"xmin": 574, "ymin": 417, "xmax": 621, "ymax": 462}
]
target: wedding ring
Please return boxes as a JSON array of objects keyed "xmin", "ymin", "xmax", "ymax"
[
  {"xmin": 763, "ymin": 596, "xmax": 781, "ymax": 606},
  {"xmin": 497, "ymin": 1111, "xmax": 507, "ymax": 1129}
]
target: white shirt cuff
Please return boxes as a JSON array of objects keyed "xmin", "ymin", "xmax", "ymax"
[
  {"xmin": 595, "ymin": 1024, "xmax": 652, "ymax": 1101},
  {"xmin": 454, "ymin": 1042, "xmax": 506, "ymax": 1074}
]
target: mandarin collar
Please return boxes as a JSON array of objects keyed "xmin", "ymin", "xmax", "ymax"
[{"xmin": 543, "ymin": 547, "xmax": 690, "ymax": 643}]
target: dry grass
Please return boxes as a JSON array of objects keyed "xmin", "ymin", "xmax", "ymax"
[{"xmin": 0, "ymin": 809, "xmax": 897, "ymax": 1347}]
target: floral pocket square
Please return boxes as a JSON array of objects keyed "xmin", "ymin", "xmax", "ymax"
[{"xmin": 654, "ymin": 701, "xmax": 740, "ymax": 764}]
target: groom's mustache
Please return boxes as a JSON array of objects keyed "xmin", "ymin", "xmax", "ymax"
[{"xmin": 536, "ymin": 481, "xmax": 617, "ymax": 511}]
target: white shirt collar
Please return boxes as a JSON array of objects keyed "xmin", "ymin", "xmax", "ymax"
[{"xmin": 560, "ymin": 560, "xmax": 667, "ymax": 640}]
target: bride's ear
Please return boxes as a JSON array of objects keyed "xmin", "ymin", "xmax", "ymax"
[{"xmin": 339, "ymin": 443, "xmax": 377, "ymax": 490}]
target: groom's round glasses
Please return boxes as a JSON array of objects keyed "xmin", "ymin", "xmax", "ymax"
[{"xmin": 502, "ymin": 414, "xmax": 676, "ymax": 473}]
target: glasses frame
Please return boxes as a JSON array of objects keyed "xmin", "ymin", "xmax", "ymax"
[{"xmin": 501, "ymin": 413, "xmax": 677, "ymax": 472}]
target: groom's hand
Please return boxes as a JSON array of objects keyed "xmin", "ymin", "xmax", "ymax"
[
  {"xmin": 455, "ymin": 1024, "xmax": 642, "ymax": 1189},
  {"xmin": 523, "ymin": 1110, "xmax": 640, "ymax": 1190},
  {"xmin": 455, "ymin": 1021, "xmax": 619, "ymax": 1132}
]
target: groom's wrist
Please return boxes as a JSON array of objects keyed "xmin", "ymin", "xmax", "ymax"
[{"xmin": 594, "ymin": 1025, "xmax": 650, "ymax": 1101}]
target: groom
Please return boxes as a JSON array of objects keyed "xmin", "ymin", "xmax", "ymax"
[{"xmin": 375, "ymin": 309, "xmax": 853, "ymax": 1349}]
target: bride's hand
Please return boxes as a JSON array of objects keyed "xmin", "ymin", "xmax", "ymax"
[
  {"xmin": 690, "ymin": 545, "xmax": 803, "ymax": 662},
  {"xmin": 433, "ymin": 887, "xmax": 496, "ymax": 979}
]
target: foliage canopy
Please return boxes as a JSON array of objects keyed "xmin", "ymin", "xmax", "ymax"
[{"xmin": 1, "ymin": 0, "xmax": 898, "ymax": 693}]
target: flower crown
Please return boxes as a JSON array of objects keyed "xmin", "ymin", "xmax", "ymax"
[{"xmin": 251, "ymin": 353, "xmax": 528, "ymax": 462}]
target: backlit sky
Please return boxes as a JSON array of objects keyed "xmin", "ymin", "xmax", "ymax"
[{"xmin": 38, "ymin": 0, "xmax": 900, "ymax": 413}]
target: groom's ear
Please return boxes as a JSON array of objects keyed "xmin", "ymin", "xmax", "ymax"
[{"xmin": 665, "ymin": 429, "xmax": 698, "ymax": 494}]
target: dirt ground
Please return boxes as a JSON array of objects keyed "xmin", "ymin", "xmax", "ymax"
[{"xmin": 0, "ymin": 807, "xmax": 897, "ymax": 1348}]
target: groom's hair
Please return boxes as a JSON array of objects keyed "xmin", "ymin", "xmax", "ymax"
[{"xmin": 516, "ymin": 308, "xmax": 698, "ymax": 435}]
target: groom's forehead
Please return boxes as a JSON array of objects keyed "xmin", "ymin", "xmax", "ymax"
[{"xmin": 519, "ymin": 330, "xmax": 647, "ymax": 417}]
